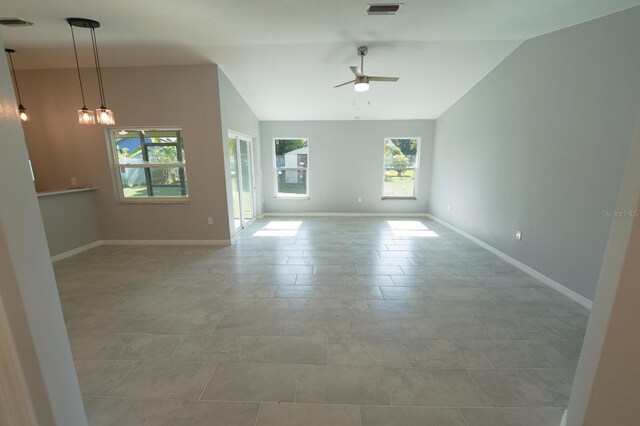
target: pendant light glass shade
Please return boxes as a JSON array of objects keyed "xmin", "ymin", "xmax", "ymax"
[
  {"xmin": 78, "ymin": 107, "xmax": 96, "ymax": 124},
  {"xmin": 96, "ymin": 107, "xmax": 115, "ymax": 125}
]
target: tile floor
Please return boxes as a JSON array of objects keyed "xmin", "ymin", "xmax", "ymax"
[{"xmin": 54, "ymin": 217, "xmax": 589, "ymax": 425}]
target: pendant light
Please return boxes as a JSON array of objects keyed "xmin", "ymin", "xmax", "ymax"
[
  {"xmin": 4, "ymin": 49, "xmax": 30, "ymax": 122},
  {"xmin": 89, "ymin": 23, "xmax": 114, "ymax": 125},
  {"xmin": 67, "ymin": 19, "xmax": 95, "ymax": 124},
  {"xmin": 67, "ymin": 18, "xmax": 116, "ymax": 125}
]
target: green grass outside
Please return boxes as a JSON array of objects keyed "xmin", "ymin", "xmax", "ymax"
[
  {"xmin": 231, "ymin": 175, "xmax": 255, "ymax": 221},
  {"xmin": 277, "ymin": 182, "xmax": 307, "ymax": 195},
  {"xmin": 123, "ymin": 186, "xmax": 186, "ymax": 198},
  {"xmin": 384, "ymin": 169, "xmax": 416, "ymax": 197}
]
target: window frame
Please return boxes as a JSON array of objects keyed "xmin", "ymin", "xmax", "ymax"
[
  {"xmin": 106, "ymin": 126, "xmax": 190, "ymax": 203},
  {"xmin": 272, "ymin": 137, "xmax": 310, "ymax": 200},
  {"xmin": 381, "ymin": 137, "xmax": 421, "ymax": 200}
]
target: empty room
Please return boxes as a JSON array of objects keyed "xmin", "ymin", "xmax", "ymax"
[{"xmin": 1, "ymin": 1, "xmax": 639, "ymax": 425}]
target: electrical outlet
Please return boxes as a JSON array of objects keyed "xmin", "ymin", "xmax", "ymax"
[
  {"xmin": 70, "ymin": 177, "xmax": 77, "ymax": 186},
  {"xmin": 447, "ymin": 204, "xmax": 451, "ymax": 212},
  {"xmin": 515, "ymin": 230, "xmax": 522, "ymax": 241},
  {"xmin": 207, "ymin": 217, "xmax": 213, "ymax": 225},
  {"xmin": 357, "ymin": 196, "xmax": 362, "ymax": 203}
]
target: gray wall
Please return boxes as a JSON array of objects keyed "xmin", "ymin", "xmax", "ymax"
[
  {"xmin": 0, "ymin": 37, "xmax": 86, "ymax": 425},
  {"xmin": 429, "ymin": 6, "xmax": 640, "ymax": 300},
  {"xmin": 218, "ymin": 69, "xmax": 263, "ymax": 233},
  {"xmin": 260, "ymin": 120, "xmax": 435, "ymax": 214},
  {"xmin": 38, "ymin": 190, "xmax": 100, "ymax": 256},
  {"xmin": 20, "ymin": 65, "xmax": 231, "ymax": 242}
]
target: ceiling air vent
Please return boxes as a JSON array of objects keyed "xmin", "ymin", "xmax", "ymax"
[
  {"xmin": 367, "ymin": 3, "xmax": 402, "ymax": 15},
  {"xmin": 0, "ymin": 18, "xmax": 34, "ymax": 27}
]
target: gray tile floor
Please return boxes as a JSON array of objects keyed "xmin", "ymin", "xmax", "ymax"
[{"xmin": 54, "ymin": 217, "xmax": 589, "ymax": 425}]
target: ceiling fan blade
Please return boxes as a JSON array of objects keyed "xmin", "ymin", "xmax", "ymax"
[
  {"xmin": 333, "ymin": 79, "xmax": 355, "ymax": 88},
  {"xmin": 349, "ymin": 66, "xmax": 364, "ymax": 77},
  {"xmin": 368, "ymin": 76, "xmax": 399, "ymax": 82}
]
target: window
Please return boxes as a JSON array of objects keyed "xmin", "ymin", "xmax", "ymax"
[
  {"xmin": 274, "ymin": 138, "xmax": 309, "ymax": 198},
  {"xmin": 383, "ymin": 137, "xmax": 420, "ymax": 198},
  {"xmin": 108, "ymin": 128, "xmax": 189, "ymax": 201}
]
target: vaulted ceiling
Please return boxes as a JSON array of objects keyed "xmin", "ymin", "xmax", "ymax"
[{"xmin": 2, "ymin": 0, "xmax": 639, "ymax": 120}]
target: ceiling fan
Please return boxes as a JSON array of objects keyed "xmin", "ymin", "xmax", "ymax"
[{"xmin": 334, "ymin": 46, "xmax": 399, "ymax": 92}]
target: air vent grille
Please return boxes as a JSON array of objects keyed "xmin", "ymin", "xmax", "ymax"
[
  {"xmin": 0, "ymin": 18, "xmax": 34, "ymax": 27},
  {"xmin": 367, "ymin": 3, "xmax": 402, "ymax": 15}
]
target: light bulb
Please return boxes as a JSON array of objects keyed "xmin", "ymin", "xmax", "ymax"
[
  {"xmin": 354, "ymin": 82, "xmax": 370, "ymax": 92},
  {"xmin": 18, "ymin": 105, "xmax": 30, "ymax": 122}
]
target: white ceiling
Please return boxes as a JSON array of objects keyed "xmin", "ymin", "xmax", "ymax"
[{"xmin": 1, "ymin": 0, "xmax": 639, "ymax": 120}]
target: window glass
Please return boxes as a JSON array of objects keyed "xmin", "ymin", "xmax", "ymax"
[
  {"xmin": 383, "ymin": 138, "xmax": 420, "ymax": 198},
  {"xmin": 109, "ymin": 129, "xmax": 188, "ymax": 200},
  {"xmin": 274, "ymin": 138, "xmax": 308, "ymax": 197}
]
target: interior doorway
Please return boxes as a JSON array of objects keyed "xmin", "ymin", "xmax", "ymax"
[{"xmin": 228, "ymin": 132, "xmax": 256, "ymax": 232}]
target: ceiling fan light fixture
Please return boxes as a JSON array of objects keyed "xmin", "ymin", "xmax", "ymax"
[
  {"xmin": 354, "ymin": 76, "xmax": 370, "ymax": 92},
  {"xmin": 354, "ymin": 81, "xmax": 370, "ymax": 92},
  {"xmin": 334, "ymin": 46, "xmax": 398, "ymax": 92}
]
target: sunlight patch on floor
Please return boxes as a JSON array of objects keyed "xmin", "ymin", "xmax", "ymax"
[
  {"xmin": 387, "ymin": 220, "xmax": 439, "ymax": 237},
  {"xmin": 253, "ymin": 220, "xmax": 303, "ymax": 237}
]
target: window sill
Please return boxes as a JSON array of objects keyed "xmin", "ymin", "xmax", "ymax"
[
  {"xmin": 274, "ymin": 196, "xmax": 310, "ymax": 201},
  {"xmin": 381, "ymin": 196, "xmax": 417, "ymax": 200},
  {"xmin": 118, "ymin": 198, "xmax": 190, "ymax": 204}
]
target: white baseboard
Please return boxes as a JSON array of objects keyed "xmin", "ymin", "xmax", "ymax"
[
  {"xmin": 101, "ymin": 239, "xmax": 231, "ymax": 246},
  {"xmin": 50, "ymin": 240, "xmax": 102, "ymax": 262},
  {"xmin": 262, "ymin": 212, "xmax": 430, "ymax": 217},
  {"xmin": 427, "ymin": 214, "xmax": 593, "ymax": 310}
]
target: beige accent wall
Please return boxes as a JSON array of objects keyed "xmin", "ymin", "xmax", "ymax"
[{"xmin": 19, "ymin": 65, "xmax": 231, "ymax": 241}]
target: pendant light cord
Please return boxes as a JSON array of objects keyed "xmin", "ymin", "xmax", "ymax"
[
  {"xmin": 69, "ymin": 24, "xmax": 88, "ymax": 108},
  {"xmin": 90, "ymin": 27, "xmax": 107, "ymax": 108},
  {"xmin": 5, "ymin": 50, "xmax": 24, "ymax": 105}
]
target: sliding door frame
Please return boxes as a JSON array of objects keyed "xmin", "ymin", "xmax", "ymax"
[{"xmin": 228, "ymin": 131, "xmax": 257, "ymax": 235}]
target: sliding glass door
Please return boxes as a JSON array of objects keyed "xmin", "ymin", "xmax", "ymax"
[{"xmin": 228, "ymin": 133, "xmax": 255, "ymax": 231}]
